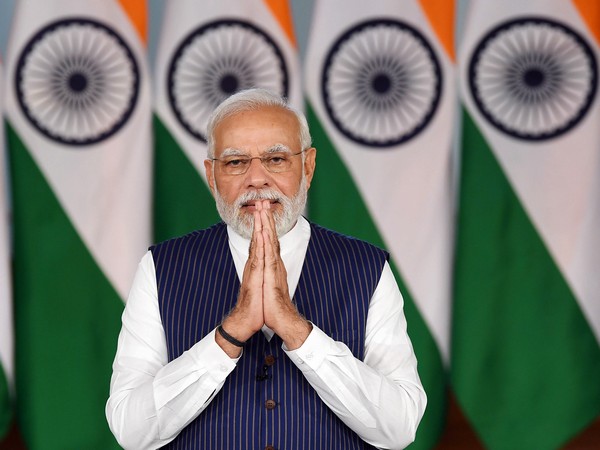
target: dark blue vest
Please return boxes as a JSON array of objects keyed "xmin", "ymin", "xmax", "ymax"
[{"xmin": 151, "ymin": 222, "xmax": 388, "ymax": 450}]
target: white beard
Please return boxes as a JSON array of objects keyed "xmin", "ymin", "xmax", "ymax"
[{"xmin": 214, "ymin": 175, "xmax": 307, "ymax": 239}]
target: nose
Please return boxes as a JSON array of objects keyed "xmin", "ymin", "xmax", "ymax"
[{"xmin": 243, "ymin": 157, "xmax": 271, "ymax": 188}]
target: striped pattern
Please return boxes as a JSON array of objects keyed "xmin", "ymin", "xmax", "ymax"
[
  {"xmin": 151, "ymin": 223, "xmax": 387, "ymax": 449},
  {"xmin": 152, "ymin": 223, "xmax": 239, "ymax": 360}
]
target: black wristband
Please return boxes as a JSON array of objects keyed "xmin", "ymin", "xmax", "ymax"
[{"xmin": 217, "ymin": 325, "xmax": 246, "ymax": 347}]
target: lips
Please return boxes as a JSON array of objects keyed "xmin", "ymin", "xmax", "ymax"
[
  {"xmin": 238, "ymin": 190, "xmax": 280, "ymax": 205},
  {"xmin": 240, "ymin": 200, "xmax": 281, "ymax": 214},
  {"xmin": 242, "ymin": 199, "xmax": 279, "ymax": 207}
]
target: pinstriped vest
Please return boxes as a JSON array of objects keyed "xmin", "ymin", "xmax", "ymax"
[{"xmin": 151, "ymin": 222, "xmax": 388, "ymax": 450}]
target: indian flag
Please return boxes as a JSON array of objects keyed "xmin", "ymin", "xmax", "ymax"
[
  {"xmin": 305, "ymin": 1, "xmax": 457, "ymax": 448},
  {"xmin": 4, "ymin": 0, "xmax": 151, "ymax": 448},
  {"xmin": 0, "ymin": 58, "xmax": 14, "ymax": 440},
  {"xmin": 153, "ymin": 0, "xmax": 301, "ymax": 241},
  {"xmin": 452, "ymin": 0, "xmax": 600, "ymax": 448}
]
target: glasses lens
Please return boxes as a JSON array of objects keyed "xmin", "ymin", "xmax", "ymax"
[
  {"xmin": 217, "ymin": 151, "xmax": 302, "ymax": 175},
  {"xmin": 220, "ymin": 157, "xmax": 250, "ymax": 175},
  {"xmin": 262, "ymin": 153, "xmax": 292, "ymax": 173}
]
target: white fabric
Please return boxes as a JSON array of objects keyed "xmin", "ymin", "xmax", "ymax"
[{"xmin": 106, "ymin": 217, "xmax": 426, "ymax": 450}]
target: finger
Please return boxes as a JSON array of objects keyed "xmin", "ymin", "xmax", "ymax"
[
  {"xmin": 265, "ymin": 200, "xmax": 277, "ymax": 235},
  {"xmin": 262, "ymin": 206, "xmax": 280, "ymax": 257},
  {"xmin": 260, "ymin": 208, "xmax": 275, "ymax": 254},
  {"xmin": 248, "ymin": 208, "xmax": 260, "ymax": 254},
  {"xmin": 245, "ymin": 208, "xmax": 265, "ymax": 278},
  {"xmin": 258, "ymin": 201, "xmax": 273, "ymax": 236},
  {"xmin": 253, "ymin": 210, "xmax": 265, "ymax": 260},
  {"xmin": 261, "ymin": 213, "xmax": 284, "ymax": 283},
  {"xmin": 260, "ymin": 199, "xmax": 270, "ymax": 221},
  {"xmin": 262, "ymin": 222, "xmax": 274, "ymax": 266}
]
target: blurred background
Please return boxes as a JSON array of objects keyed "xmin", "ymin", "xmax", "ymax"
[{"xmin": 0, "ymin": 0, "xmax": 599, "ymax": 449}]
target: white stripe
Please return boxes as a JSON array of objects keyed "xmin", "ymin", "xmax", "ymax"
[{"xmin": 0, "ymin": 60, "xmax": 14, "ymax": 387}]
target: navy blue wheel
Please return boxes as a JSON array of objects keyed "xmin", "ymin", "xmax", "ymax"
[
  {"xmin": 15, "ymin": 18, "xmax": 140, "ymax": 146},
  {"xmin": 321, "ymin": 19, "xmax": 443, "ymax": 147},
  {"xmin": 167, "ymin": 19, "xmax": 289, "ymax": 142},
  {"xmin": 468, "ymin": 17, "xmax": 597, "ymax": 140}
]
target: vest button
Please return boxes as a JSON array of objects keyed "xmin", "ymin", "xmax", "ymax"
[
  {"xmin": 265, "ymin": 446, "xmax": 276, "ymax": 450},
  {"xmin": 264, "ymin": 355, "xmax": 276, "ymax": 366},
  {"xmin": 265, "ymin": 399, "xmax": 277, "ymax": 410}
]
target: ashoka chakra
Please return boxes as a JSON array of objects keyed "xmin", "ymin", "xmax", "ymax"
[
  {"xmin": 321, "ymin": 19, "xmax": 443, "ymax": 147},
  {"xmin": 468, "ymin": 17, "xmax": 597, "ymax": 140},
  {"xmin": 15, "ymin": 18, "xmax": 140, "ymax": 146},
  {"xmin": 167, "ymin": 19, "xmax": 289, "ymax": 142}
]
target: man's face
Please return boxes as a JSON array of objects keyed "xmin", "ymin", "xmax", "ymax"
[{"xmin": 204, "ymin": 105, "xmax": 316, "ymax": 238}]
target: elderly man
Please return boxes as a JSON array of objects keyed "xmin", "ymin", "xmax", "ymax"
[{"xmin": 106, "ymin": 89, "xmax": 426, "ymax": 450}]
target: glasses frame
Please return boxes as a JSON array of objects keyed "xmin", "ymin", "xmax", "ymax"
[{"xmin": 210, "ymin": 149, "xmax": 306, "ymax": 175}]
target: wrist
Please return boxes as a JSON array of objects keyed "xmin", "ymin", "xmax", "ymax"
[
  {"xmin": 217, "ymin": 324, "xmax": 247, "ymax": 347},
  {"xmin": 214, "ymin": 327, "xmax": 243, "ymax": 358},
  {"xmin": 224, "ymin": 301, "xmax": 264, "ymax": 337},
  {"xmin": 279, "ymin": 318, "xmax": 312, "ymax": 351}
]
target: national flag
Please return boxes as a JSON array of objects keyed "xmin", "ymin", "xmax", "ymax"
[
  {"xmin": 153, "ymin": 0, "xmax": 302, "ymax": 241},
  {"xmin": 452, "ymin": 0, "xmax": 600, "ymax": 448},
  {"xmin": 305, "ymin": 1, "xmax": 457, "ymax": 448},
  {"xmin": 4, "ymin": 0, "xmax": 151, "ymax": 448},
  {"xmin": 0, "ymin": 58, "xmax": 14, "ymax": 441}
]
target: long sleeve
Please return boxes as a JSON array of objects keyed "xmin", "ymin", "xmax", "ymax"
[
  {"xmin": 106, "ymin": 251, "xmax": 239, "ymax": 450},
  {"xmin": 284, "ymin": 262, "xmax": 426, "ymax": 450},
  {"xmin": 107, "ymin": 222, "xmax": 426, "ymax": 450}
]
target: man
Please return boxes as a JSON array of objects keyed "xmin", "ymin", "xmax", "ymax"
[{"xmin": 106, "ymin": 89, "xmax": 426, "ymax": 450}]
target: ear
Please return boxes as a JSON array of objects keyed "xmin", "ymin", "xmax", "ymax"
[
  {"xmin": 303, "ymin": 147, "xmax": 317, "ymax": 189},
  {"xmin": 204, "ymin": 159, "xmax": 216, "ymax": 197}
]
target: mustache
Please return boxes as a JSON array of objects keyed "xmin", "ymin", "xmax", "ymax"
[{"xmin": 235, "ymin": 189, "xmax": 284, "ymax": 207}]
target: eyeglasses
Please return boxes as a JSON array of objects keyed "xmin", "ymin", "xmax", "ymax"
[{"xmin": 211, "ymin": 150, "xmax": 305, "ymax": 175}]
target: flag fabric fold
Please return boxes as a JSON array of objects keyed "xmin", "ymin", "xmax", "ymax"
[
  {"xmin": 304, "ymin": 1, "xmax": 457, "ymax": 448},
  {"xmin": 153, "ymin": 0, "xmax": 301, "ymax": 242},
  {"xmin": 0, "ymin": 58, "xmax": 14, "ymax": 441},
  {"xmin": 452, "ymin": 0, "xmax": 600, "ymax": 448},
  {"xmin": 4, "ymin": 0, "xmax": 151, "ymax": 448}
]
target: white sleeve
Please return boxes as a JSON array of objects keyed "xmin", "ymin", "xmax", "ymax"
[
  {"xmin": 105, "ymin": 251, "xmax": 240, "ymax": 450},
  {"xmin": 284, "ymin": 261, "xmax": 426, "ymax": 450}
]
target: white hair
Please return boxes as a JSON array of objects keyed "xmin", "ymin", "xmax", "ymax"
[{"xmin": 205, "ymin": 88, "xmax": 312, "ymax": 159}]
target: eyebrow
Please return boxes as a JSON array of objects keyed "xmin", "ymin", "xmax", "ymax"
[
  {"xmin": 265, "ymin": 144, "xmax": 292, "ymax": 154},
  {"xmin": 219, "ymin": 144, "xmax": 292, "ymax": 158},
  {"xmin": 220, "ymin": 148, "xmax": 247, "ymax": 158}
]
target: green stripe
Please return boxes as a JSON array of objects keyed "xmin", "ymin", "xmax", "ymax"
[
  {"xmin": 153, "ymin": 115, "xmax": 220, "ymax": 242},
  {"xmin": 7, "ymin": 123, "xmax": 122, "ymax": 450},
  {"xmin": 0, "ymin": 361, "xmax": 10, "ymax": 439},
  {"xmin": 452, "ymin": 110, "xmax": 600, "ymax": 449},
  {"xmin": 306, "ymin": 101, "xmax": 447, "ymax": 450}
]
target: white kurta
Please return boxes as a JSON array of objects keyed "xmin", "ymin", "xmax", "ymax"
[{"xmin": 106, "ymin": 217, "xmax": 426, "ymax": 450}]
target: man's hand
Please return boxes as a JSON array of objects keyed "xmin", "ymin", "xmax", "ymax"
[
  {"xmin": 258, "ymin": 201, "xmax": 311, "ymax": 350},
  {"xmin": 217, "ymin": 204, "xmax": 267, "ymax": 357},
  {"xmin": 217, "ymin": 200, "xmax": 311, "ymax": 357}
]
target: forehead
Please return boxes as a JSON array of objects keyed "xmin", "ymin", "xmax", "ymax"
[{"xmin": 213, "ymin": 106, "xmax": 300, "ymax": 154}]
